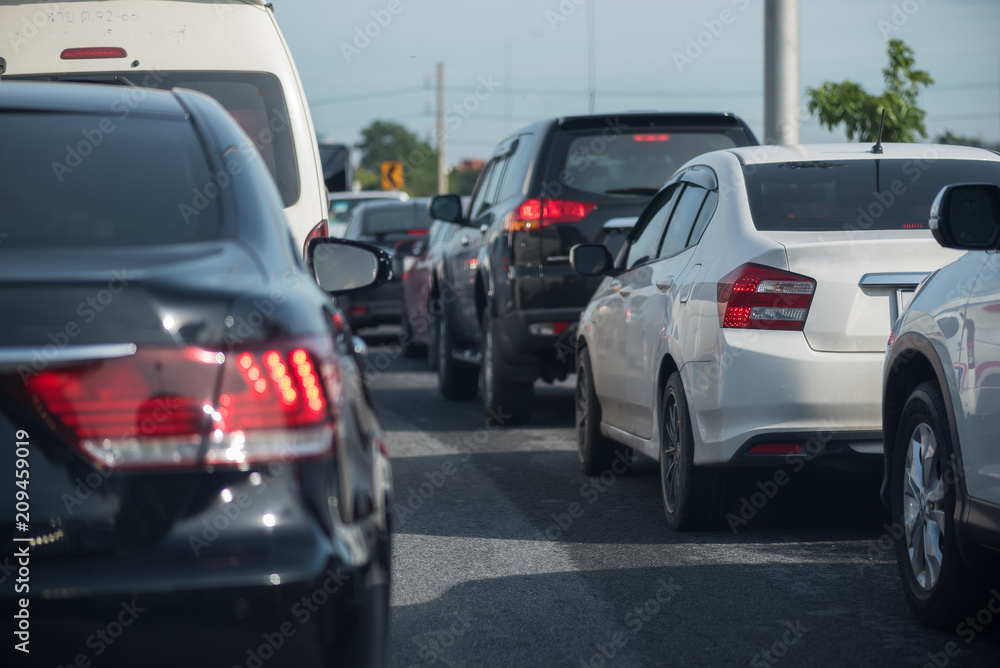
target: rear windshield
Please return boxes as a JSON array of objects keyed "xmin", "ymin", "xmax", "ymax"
[
  {"xmin": 744, "ymin": 159, "xmax": 1000, "ymax": 232},
  {"xmin": 551, "ymin": 129, "xmax": 746, "ymax": 195},
  {"xmin": 330, "ymin": 196, "xmax": 402, "ymax": 226},
  {"xmin": 8, "ymin": 71, "xmax": 300, "ymax": 207},
  {"xmin": 347, "ymin": 204, "xmax": 431, "ymax": 241},
  {"xmin": 0, "ymin": 112, "xmax": 224, "ymax": 248}
]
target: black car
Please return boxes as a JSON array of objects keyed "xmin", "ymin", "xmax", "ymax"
[
  {"xmin": 0, "ymin": 82, "xmax": 392, "ymax": 667},
  {"xmin": 427, "ymin": 112, "xmax": 759, "ymax": 424},
  {"xmin": 339, "ymin": 199, "xmax": 432, "ymax": 331}
]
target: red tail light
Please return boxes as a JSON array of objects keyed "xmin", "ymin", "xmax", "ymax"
[
  {"xmin": 60, "ymin": 47, "xmax": 128, "ymax": 60},
  {"xmin": 408, "ymin": 229, "xmax": 429, "ymax": 236},
  {"xmin": 717, "ymin": 263, "xmax": 815, "ymax": 331},
  {"xmin": 632, "ymin": 134, "xmax": 671, "ymax": 142},
  {"xmin": 748, "ymin": 443, "xmax": 803, "ymax": 455},
  {"xmin": 504, "ymin": 198, "xmax": 597, "ymax": 232},
  {"xmin": 24, "ymin": 338, "xmax": 338, "ymax": 470},
  {"xmin": 303, "ymin": 219, "xmax": 329, "ymax": 256}
]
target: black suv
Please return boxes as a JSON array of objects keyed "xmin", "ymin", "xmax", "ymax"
[{"xmin": 428, "ymin": 112, "xmax": 758, "ymax": 424}]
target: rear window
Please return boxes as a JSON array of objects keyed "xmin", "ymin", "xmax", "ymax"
[
  {"xmin": 744, "ymin": 159, "xmax": 1000, "ymax": 232},
  {"xmin": 8, "ymin": 71, "xmax": 300, "ymax": 207},
  {"xmin": 0, "ymin": 112, "xmax": 224, "ymax": 248},
  {"xmin": 348, "ymin": 204, "xmax": 431, "ymax": 241},
  {"xmin": 552, "ymin": 129, "xmax": 745, "ymax": 195},
  {"xmin": 330, "ymin": 196, "xmax": 401, "ymax": 226}
]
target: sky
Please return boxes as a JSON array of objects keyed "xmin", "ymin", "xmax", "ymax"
[{"xmin": 273, "ymin": 0, "xmax": 1000, "ymax": 166}]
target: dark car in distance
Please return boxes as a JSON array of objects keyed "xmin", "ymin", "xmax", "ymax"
[
  {"xmin": 339, "ymin": 199, "xmax": 432, "ymax": 331},
  {"xmin": 0, "ymin": 82, "xmax": 392, "ymax": 667},
  {"xmin": 427, "ymin": 112, "xmax": 759, "ymax": 424}
]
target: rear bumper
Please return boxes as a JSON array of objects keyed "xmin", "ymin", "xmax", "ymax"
[
  {"xmin": 683, "ymin": 330, "xmax": 884, "ymax": 466},
  {"xmin": 341, "ymin": 282, "xmax": 402, "ymax": 330},
  {"xmin": 9, "ymin": 484, "xmax": 389, "ymax": 667},
  {"xmin": 494, "ymin": 307, "xmax": 584, "ymax": 382}
]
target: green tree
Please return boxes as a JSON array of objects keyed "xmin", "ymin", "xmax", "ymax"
[
  {"xmin": 935, "ymin": 131, "xmax": 1000, "ymax": 151},
  {"xmin": 807, "ymin": 39, "xmax": 933, "ymax": 143},
  {"xmin": 355, "ymin": 120, "xmax": 440, "ymax": 196}
]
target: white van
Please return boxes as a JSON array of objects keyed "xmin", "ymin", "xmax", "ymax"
[{"xmin": 0, "ymin": 0, "xmax": 328, "ymax": 256}]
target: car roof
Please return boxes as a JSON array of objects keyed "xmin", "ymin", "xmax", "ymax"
[
  {"xmin": 726, "ymin": 143, "xmax": 1000, "ymax": 166},
  {"xmin": 0, "ymin": 80, "xmax": 188, "ymax": 118}
]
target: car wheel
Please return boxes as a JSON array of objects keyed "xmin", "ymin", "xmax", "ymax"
[
  {"xmin": 399, "ymin": 304, "xmax": 422, "ymax": 359},
  {"xmin": 892, "ymin": 381, "xmax": 982, "ymax": 628},
  {"xmin": 661, "ymin": 372, "xmax": 726, "ymax": 530},
  {"xmin": 480, "ymin": 309, "xmax": 533, "ymax": 425},
  {"xmin": 576, "ymin": 346, "xmax": 631, "ymax": 475},
  {"xmin": 437, "ymin": 308, "xmax": 478, "ymax": 400}
]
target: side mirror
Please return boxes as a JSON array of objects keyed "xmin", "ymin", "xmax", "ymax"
[
  {"xmin": 307, "ymin": 238, "xmax": 392, "ymax": 295},
  {"xmin": 428, "ymin": 194, "xmax": 465, "ymax": 224},
  {"xmin": 569, "ymin": 243, "xmax": 616, "ymax": 277},
  {"xmin": 930, "ymin": 183, "xmax": 1000, "ymax": 250}
]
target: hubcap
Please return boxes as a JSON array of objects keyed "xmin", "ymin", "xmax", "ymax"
[
  {"xmin": 661, "ymin": 391, "xmax": 680, "ymax": 511},
  {"xmin": 902, "ymin": 422, "xmax": 947, "ymax": 591}
]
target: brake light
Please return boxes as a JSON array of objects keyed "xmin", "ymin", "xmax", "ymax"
[
  {"xmin": 60, "ymin": 47, "xmax": 128, "ymax": 60},
  {"xmin": 23, "ymin": 339, "xmax": 337, "ymax": 470},
  {"xmin": 504, "ymin": 198, "xmax": 597, "ymax": 232},
  {"xmin": 717, "ymin": 263, "xmax": 815, "ymax": 331},
  {"xmin": 304, "ymin": 219, "xmax": 329, "ymax": 256},
  {"xmin": 632, "ymin": 134, "xmax": 671, "ymax": 142},
  {"xmin": 408, "ymin": 229, "xmax": 429, "ymax": 236}
]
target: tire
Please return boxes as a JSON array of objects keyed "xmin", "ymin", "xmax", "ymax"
[
  {"xmin": 660, "ymin": 372, "xmax": 727, "ymax": 530},
  {"xmin": 399, "ymin": 305, "xmax": 423, "ymax": 359},
  {"xmin": 437, "ymin": 308, "xmax": 478, "ymax": 400},
  {"xmin": 576, "ymin": 346, "xmax": 631, "ymax": 476},
  {"xmin": 480, "ymin": 309, "xmax": 533, "ymax": 425},
  {"xmin": 427, "ymin": 303, "xmax": 440, "ymax": 371},
  {"xmin": 891, "ymin": 381, "xmax": 982, "ymax": 628}
]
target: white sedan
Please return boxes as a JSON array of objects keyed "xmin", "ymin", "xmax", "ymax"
[{"xmin": 570, "ymin": 142, "xmax": 1000, "ymax": 530}]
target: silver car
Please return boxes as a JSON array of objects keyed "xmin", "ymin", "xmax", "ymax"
[{"xmin": 882, "ymin": 182, "xmax": 1000, "ymax": 629}]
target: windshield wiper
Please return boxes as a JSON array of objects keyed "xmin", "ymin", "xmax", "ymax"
[{"xmin": 604, "ymin": 187, "xmax": 659, "ymax": 196}]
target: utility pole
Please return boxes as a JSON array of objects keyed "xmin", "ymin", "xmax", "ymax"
[
  {"xmin": 764, "ymin": 0, "xmax": 800, "ymax": 144},
  {"xmin": 436, "ymin": 61, "xmax": 447, "ymax": 194},
  {"xmin": 587, "ymin": 0, "xmax": 596, "ymax": 113},
  {"xmin": 505, "ymin": 39, "xmax": 512, "ymax": 134}
]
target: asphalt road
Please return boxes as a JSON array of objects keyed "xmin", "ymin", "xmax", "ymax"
[{"xmin": 361, "ymin": 336, "xmax": 1000, "ymax": 668}]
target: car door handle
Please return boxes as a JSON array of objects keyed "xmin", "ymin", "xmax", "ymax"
[
  {"xmin": 656, "ymin": 276, "xmax": 675, "ymax": 292},
  {"xmin": 461, "ymin": 235, "xmax": 471, "ymax": 247},
  {"xmin": 618, "ymin": 287, "xmax": 632, "ymax": 299}
]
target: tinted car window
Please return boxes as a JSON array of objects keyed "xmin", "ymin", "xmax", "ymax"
[
  {"xmin": 687, "ymin": 190, "xmax": 719, "ymax": 246},
  {"xmin": 626, "ymin": 184, "xmax": 681, "ymax": 269},
  {"xmin": 347, "ymin": 203, "xmax": 431, "ymax": 249},
  {"xmin": 0, "ymin": 113, "xmax": 223, "ymax": 248},
  {"xmin": 744, "ymin": 160, "xmax": 1000, "ymax": 232},
  {"xmin": 469, "ymin": 159, "xmax": 498, "ymax": 219},
  {"xmin": 659, "ymin": 185, "xmax": 708, "ymax": 258},
  {"xmin": 13, "ymin": 71, "xmax": 300, "ymax": 207},
  {"xmin": 499, "ymin": 134, "xmax": 535, "ymax": 202},
  {"xmin": 484, "ymin": 154, "xmax": 509, "ymax": 209},
  {"xmin": 554, "ymin": 130, "xmax": 742, "ymax": 195}
]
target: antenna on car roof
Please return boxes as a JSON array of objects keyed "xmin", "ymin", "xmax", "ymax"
[{"xmin": 871, "ymin": 109, "xmax": 885, "ymax": 155}]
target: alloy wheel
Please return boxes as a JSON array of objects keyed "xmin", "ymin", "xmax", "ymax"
[
  {"xmin": 902, "ymin": 422, "xmax": 947, "ymax": 591},
  {"xmin": 661, "ymin": 390, "xmax": 680, "ymax": 511}
]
